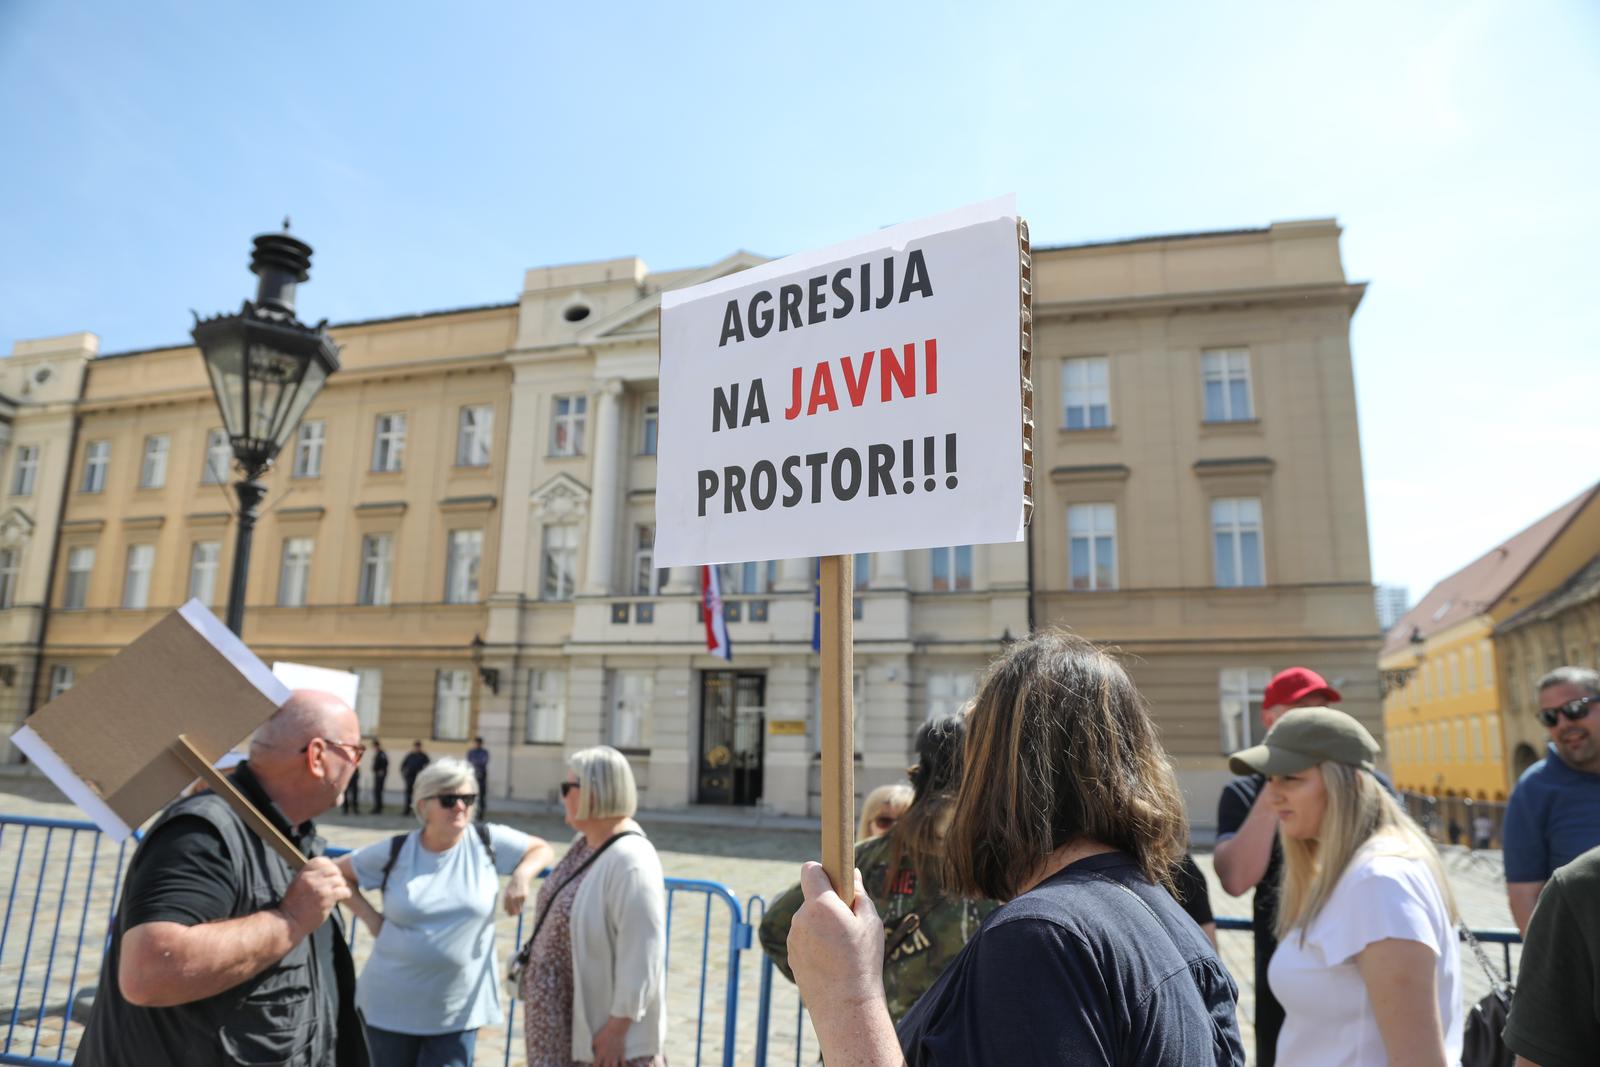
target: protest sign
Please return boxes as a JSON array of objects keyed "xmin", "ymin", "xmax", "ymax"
[
  {"xmin": 9, "ymin": 599, "xmax": 296, "ymax": 860},
  {"xmin": 657, "ymin": 197, "xmax": 1034, "ymax": 899},
  {"xmin": 655, "ymin": 195, "xmax": 1030, "ymax": 568}
]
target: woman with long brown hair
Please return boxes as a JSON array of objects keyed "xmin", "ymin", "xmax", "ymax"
[
  {"xmin": 786, "ymin": 631, "xmax": 1244, "ymax": 1065},
  {"xmin": 758, "ymin": 715, "xmax": 995, "ymax": 1022}
]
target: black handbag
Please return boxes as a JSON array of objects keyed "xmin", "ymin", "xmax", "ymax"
[{"xmin": 1459, "ymin": 923, "xmax": 1514, "ymax": 1067}]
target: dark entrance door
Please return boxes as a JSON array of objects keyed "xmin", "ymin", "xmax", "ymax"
[{"xmin": 698, "ymin": 671, "xmax": 765, "ymax": 805}]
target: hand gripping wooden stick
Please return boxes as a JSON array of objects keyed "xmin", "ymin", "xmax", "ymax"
[
  {"xmin": 818, "ymin": 554, "xmax": 855, "ymax": 906},
  {"xmin": 172, "ymin": 735, "xmax": 307, "ymax": 870}
]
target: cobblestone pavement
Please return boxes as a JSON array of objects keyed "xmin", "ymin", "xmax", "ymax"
[{"xmin": 0, "ymin": 775, "xmax": 1520, "ymax": 1066}]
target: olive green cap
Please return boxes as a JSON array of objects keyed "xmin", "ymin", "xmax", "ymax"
[{"xmin": 1228, "ymin": 706, "xmax": 1380, "ymax": 776}]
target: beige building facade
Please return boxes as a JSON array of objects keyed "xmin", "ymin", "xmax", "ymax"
[
  {"xmin": 0, "ymin": 333, "xmax": 95, "ymax": 755},
  {"xmin": 1028, "ymin": 221, "xmax": 1383, "ymax": 826},
  {"xmin": 37, "ymin": 304, "xmax": 518, "ymax": 772},
  {"xmin": 14, "ymin": 218, "xmax": 1381, "ymax": 830}
]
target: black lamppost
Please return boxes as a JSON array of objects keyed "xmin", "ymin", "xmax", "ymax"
[{"xmin": 192, "ymin": 223, "xmax": 341, "ymax": 636}]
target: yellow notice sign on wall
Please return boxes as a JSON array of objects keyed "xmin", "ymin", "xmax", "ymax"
[{"xmin": 767, "ymin": 719, "xmax": 807, "ymax": 736}]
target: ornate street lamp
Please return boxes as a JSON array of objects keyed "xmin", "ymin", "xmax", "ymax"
[{"xmin": 192, "ymin": 223, "xmax": 340, "ymax": 635}]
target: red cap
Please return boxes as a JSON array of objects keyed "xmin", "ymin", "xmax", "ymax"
[{"xmin": 1263, "ymin": 667, "xmax": 1341, "ymax": 711}]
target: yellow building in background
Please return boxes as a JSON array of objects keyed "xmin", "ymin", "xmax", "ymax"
[{"xmin": 1382, "ymin": 483, "xmax": 1600, "ymax": 799}]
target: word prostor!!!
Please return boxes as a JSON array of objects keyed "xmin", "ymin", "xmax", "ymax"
[{"xmin": 697, "ymin": 434, "xmax": 959, "ymax": 516}]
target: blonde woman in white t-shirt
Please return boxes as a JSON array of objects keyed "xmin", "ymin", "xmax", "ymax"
[{"xmin": 1230, "ymin": 707, "xmax": 1462, "ymax": 1067}]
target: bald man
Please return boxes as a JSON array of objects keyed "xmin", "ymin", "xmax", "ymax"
[{"xmin": 76, "ymin": 690, "xmax": 371, "ymax": 1066}]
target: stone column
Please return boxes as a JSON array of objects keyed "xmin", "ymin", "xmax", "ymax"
[
  {"xmin": 776, "ymin": 557, "xmax": 813, "ymax": 592},
  {"xmin": 582, "ymin": 379, "xmax": 625, "ymax": 595},
  {"xmin": 872, "ymin": 550, "xmax": 908, "ymax": 590}
]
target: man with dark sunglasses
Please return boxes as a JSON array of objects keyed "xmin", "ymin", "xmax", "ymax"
[{"xmin": 1503, "ymin": 666, "xmax": 1600, "ymax": 935}]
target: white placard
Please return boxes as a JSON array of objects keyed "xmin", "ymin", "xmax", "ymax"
[
  {"xmin": 271, "ymin": 662, "xmax": 360, "ymax": 710},
  {"xmin": 656, "ymin": 197, "xmax": 1025, "ymax": 567}
]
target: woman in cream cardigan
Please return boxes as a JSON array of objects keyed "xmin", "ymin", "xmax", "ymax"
[{"xmin": 520, "ymin": 745, "xmax": 666, "ymax": 1067}]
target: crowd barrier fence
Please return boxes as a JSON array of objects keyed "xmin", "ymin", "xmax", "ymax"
[{"xmin": 0, "ymin": 815, "xmax": 1520, "ymax": 1067}]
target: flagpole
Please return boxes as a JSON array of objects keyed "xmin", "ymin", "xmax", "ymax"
[{"xmin": 818, "ymin": 554, "xmax": 855, "ymax": 905}]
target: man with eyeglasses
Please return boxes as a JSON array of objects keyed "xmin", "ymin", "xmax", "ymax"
[
  {"xmin": 1503, "ymin": 666, "xmax": 1600, "ymax": 936},
  {"xmin": 76, "ymin": 689, "xmax": 370, "ymax": 1066}
]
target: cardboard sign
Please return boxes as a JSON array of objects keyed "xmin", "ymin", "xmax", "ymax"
[
  {"xmin": 656, "ymin": 196, "xmax": 1026, "ymax": 568},
  {"xmin": 9, "ymin": 600, "xmax": 290, "ymax": 839}
]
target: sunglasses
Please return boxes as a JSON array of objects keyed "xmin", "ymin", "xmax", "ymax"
[
  {"xmin": 431, "ymin": 793, "xmax": 478, "ymax": 808},
  {"xmin": 1538, "ymin": 695, "xmax": 1600, "ymax": 729},
  {"xmin": 301, "ymin": 737, "xmax": 367, "ymax": 762},
  {"xmin": 560, "ymin": 781, "xmax": 580, "ymax": 797},
  {"xmin": 872, "ymin": 815, "xmax": 898, "ymax": 831}
]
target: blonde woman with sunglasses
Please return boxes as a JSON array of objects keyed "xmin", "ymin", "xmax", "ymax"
[
  {"xmin": 1230, "ymin": 708, "xmax": 1462, "ymax": 1067},
  {"xmin": 335, "ymin": 757, "xmax": 552, "ymax": 1066}
]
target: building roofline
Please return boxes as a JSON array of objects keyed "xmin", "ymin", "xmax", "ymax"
[
  {"xmin": 93, "ymin": 299, "xmax": 519, "ymax": 361},
  {"xmin": 1034, "ymin": 225, "xmax": 1273, "ymax": 253}
]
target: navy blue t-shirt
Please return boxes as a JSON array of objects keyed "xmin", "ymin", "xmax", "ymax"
[
  {"xmin": 1503, "ymin": 743, "xmax": 1600, "ymax": 883},
  {"xmin": 896, "ymin": 851, "xmax": 1244, "ymax": 1066}
]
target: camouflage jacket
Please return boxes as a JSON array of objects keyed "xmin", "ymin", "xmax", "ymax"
[{"xmin": 757, "ymin": 834, "xmax": 997, "ymax": 1022}]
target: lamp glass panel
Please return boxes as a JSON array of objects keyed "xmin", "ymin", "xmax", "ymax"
[{"xmin": 202, "ymin": 332, "xmax": 248, "ymax": 437}]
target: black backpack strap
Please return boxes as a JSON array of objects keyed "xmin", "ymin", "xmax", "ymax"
[
  {"xmin": 475, "ymin": 821, "xmax": 496, "ymax": 868},
  {"xmin": 379, "ymin": 832, "xmax": 409, "ymax": 893}
]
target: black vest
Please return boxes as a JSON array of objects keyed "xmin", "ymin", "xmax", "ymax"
[{"xmin": 75, "ymin": 766, "xmax": 370, "ymax": 1066}]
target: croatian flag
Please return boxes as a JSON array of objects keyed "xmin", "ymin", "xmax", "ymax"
[{"xmin": 702, "ymin": 565, "xmax": 732, "ymax": 661}]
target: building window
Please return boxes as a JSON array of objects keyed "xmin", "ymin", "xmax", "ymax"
[
  {"xmin": 1067, "ymin": 504, "xmax": 1117, "ymax": 591},
  {"xmin": 48, "ymin": 665, "xmax": 75, "ymax": 701},
  {"xmin": 201, "ymin": 429, "xmax": 231, "ymax": 485},
  {"xmin": 372, "ymin": 413, "xmax": 406, "ymax": 472},
  {"xmin": 925, "ymin": 670, "xmax": 975, "ymax": 723},
  {"xmin": 1464, "ymin": 646, "xmax": 1477, "ymax": 691},
  {"xmin": 80, "ymin": 441, "xmax": 109, "ymax": 493},
  {"xmin": 433, "ymin": 669, "xmax": 472, "ymax": 740},
  {"xmin": 1455, "ymin": 720, "xmax": 1467, "ymax": 763},
  {"xmin": 0, "ymin": 548, "xmax": 17, "ymax": 609},
  {"xmin": 854, "ymin": 554, "xmax": 870, "ymax": 590},
  {"xmin": 1212, "ymin": 498, "xmax": 1264, "ymax": 588},
  {"xmin": 10, "ymin": 444, "xmax": 39, "ymax": 497},
  {"xmin": 719, "ymin": 560, "xmax": 776, "ymax": 595},
  {"xmin": 633, "ymin": 525, "xmax": 661, "ymax": 595},
  {"xmin": 456, "ymin": 405, "xmax": 493, "ymax": 467},
  {"xmin": 550, "ymin": 395, "xmax": 587, "ymax": 456},
  {"xmin": 188, "ymin": 541, "xmax": 221, "ymax": 606},
  {"xmin": 139, "ymin": 435, "xmax": 169, "ymax": 489},
  {"xmin": 639, "ymin": 401, "xmax": 659, "ymax": 456},
  {"xmin": 353, "ymin": 668, "xmax": 382, "ymax": 735},
  {"xmin": 122, "ymin": 544, "xmax": 155, "ymax": 610},
  {"xmin": 444, "ymin": 529, "xmax": 483, "ymax": 604},
  {"xmin": 606, "ymin": 670, "xmax": 652, "ymax": 749},
  {"xmin": 1449, "ymin": 654, "xmax": 1462, "ymax": 696},
  {"xmin": 358, "ymin": 534, "xmax": 393, "ymax": 606},
  {"xmin": 1061, "ymin": 356, "xmax": 1110, "ymax": 430},
  {"xmin": 278, "ymin": 537, "xmax": 313, "ymax": 607},
  {"xmin": 64, "ymin": 547, "xmax": 93, "ymax": 609},
  {"xmin": 929, "ymin": 546, "xmax": 973, "ymax": 592},
  {"xmin": 1202, "ymin": 348, "xmax": 1254, "ymax": 422},
  {"xmin": 1220, "ymin": 667, "xmax": 1271, "ymax": 752},
  {"xmin": 1487, "ymin": 715, "xmax": 1502, "ymax": 760},
  {"xmin": 1481, "ymin": 642, "xmax": 1494, "ymax": 685},
  {"xmin": 1470, "ymin": 717, "xmax": 1485, "ymax": 761},
  {"xmin": 541, "ymin": 524, "xmax": 578, "ymax": 601},
  {"xmin": 293, "ymin": 420, "xmax": 324, "ymax": 479},
  {"xmin": 525, "ymin": 667, "xmax": 567, "ymax": 743}
]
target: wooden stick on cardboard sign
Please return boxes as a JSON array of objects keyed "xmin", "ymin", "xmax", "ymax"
[
  {"xmin": 172, "ymin": 734, "xmax": 307, "ymax": 870},
  {"xmin": 819, "ymin": 554, "xmax": 855, "ymax": 906}
]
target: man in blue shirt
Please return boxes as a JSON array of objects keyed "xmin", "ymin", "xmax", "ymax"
[{"xmin": 1503, "ymin": 666, "xmax": 1600, "ymax": 935}]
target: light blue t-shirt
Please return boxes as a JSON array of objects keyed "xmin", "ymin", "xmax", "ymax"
[{"xmin": 351, "ymin": 822, "xmax": 533, "ymax": 1034}]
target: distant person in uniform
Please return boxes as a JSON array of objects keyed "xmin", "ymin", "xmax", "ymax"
[
  {"xmin": 401, "ymin": 740, "xmax": 430, "ymax": 814},
  {"xmin": 370, "ymin": 738, "xmax": 389, "ymax": 814},
  {"xmin": 466, "ymin": 737, "xmax": 490, "ymax": 819},
  {"xmin": 342, "ymin": 756, "xmax": 362, "ymax": 816}
]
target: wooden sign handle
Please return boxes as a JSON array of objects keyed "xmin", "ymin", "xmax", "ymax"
[
  {"xmin": 819, "ymin": 554, "xmax": 855, "ymax": 906},
  {"xmin": 173, "ymin": 735, "xmax": 307, "ymax": 870}
]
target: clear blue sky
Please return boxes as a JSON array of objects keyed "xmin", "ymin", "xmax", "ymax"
[{"xmin": 2, "ymin": 0, "xmax": 1596, "ymax": 602}]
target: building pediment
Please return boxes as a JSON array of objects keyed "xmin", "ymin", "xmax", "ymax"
[
  {"xmin": 0, "ymin": 507, "xmax": 34, "ymax": 547},
  {"xmin": 530, "ymin": 473, "xmax": 590, "ymax": 523},
  {"xmin": 579, "ymin": 251, "xmax": 768, "ymax": 345}
]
